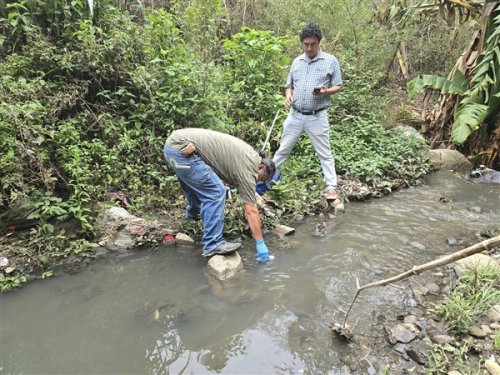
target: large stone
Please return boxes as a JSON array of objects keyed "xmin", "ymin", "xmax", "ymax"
[
  {"xmin": 485, "ymin": 357, "xmax": 500, "ymax": 375},
  {"xmin": 103, "ymin": 206, "xmax": 138, "ymax": 222},
  {"xmin": 273, "ymin": 224, "xmax": 295, "ymax": 236},
  {"xmin": 469, "ymin": 325, "xmax": 487, "ymax": 338},
  {"xmin": 394, "ymin": 125, "xmax": 425, "ymax": 140},
  {"xmin": 406, "ymin": 341, "xmax": 429, "ymax": 365},
  {"xmin": 429, "ymin": 149, "xmax": 472, "ymax": 171},
  {"xmin": 390, "ymin": 323, "xmax": 420, "ymax": 344},
  {"xmin": 455, "ymin": 254, "xmax": 500, "ymax": 277},
  {"xmin": 206, "ymin": 252, "xmax": 244, "ymax": 281},
  {"xmin": 175, "ymin": 233, "xmax": 195, "ymax": 246},
  {"xmin": 431, "ymin": 334, "xmax": 453, "ymax": 345},
  {"xmin": 425, "ymin": 282, "xmax": 441, "ymax": 295},
  {"xmin": 97, "ymin": 206, "xmax": 173, "ymax": 251}
]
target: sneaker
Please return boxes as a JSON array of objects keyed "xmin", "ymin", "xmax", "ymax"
[
  {"xmin": 202, "ymin": 241, "xmax": 241, "ymax": 257},
  {"xmin": 325, "ymin": 187, "xmax": 338, "ymax": 200}
]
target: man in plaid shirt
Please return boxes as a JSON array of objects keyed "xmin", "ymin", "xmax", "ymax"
[{"xmin": 273, "ymin": 23, "xmax": 342, "ymax": 200}]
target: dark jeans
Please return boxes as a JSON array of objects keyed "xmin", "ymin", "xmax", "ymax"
[{"xmin": 163, "ymin": 144, "xmax": 226, "ymax": 253}]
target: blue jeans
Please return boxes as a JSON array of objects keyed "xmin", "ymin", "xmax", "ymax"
[{"xmin": 163, "ymin": 144, "xmax": 226, "ymax": 253}]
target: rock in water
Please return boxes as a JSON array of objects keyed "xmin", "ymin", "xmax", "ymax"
[{"xmin": 206, "ymin": 252, "xmax": 244, "ymax": 281}]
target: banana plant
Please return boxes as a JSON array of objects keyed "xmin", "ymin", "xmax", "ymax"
[{"xmin": 402, "ymin": 0, "xmax": 500, "ymax": 152}]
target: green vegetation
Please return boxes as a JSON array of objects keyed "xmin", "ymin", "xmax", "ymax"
[
  {"xmin": 4, "ymin": 0, "xmax": 478, "ymax": 291},
  {"xmin": 434, "ymin": 266, "xmax": 500, "ymax": 334},
  {"xmin": 403, "ymin": 1, "xmax": 500, "ymax": 166},
  {"xmin": 427, "ymin": 340, "xmax": 480, "ymax": 375},
  {"xmin": 426, "ymin": 265, "xmax": 500, "ymax": 374}
]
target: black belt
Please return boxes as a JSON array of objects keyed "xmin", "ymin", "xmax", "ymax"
[{"xmin": 293, "ymin": 106, "xmax": 328, "ymax": 115}]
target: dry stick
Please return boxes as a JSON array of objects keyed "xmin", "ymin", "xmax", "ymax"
[{"xmin": 342, "ymin": 235, "xmax": 500, "ymax": 328}]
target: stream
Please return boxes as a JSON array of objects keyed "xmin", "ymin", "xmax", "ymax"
[{"xmin": 1, "ymin": 170, "xmax": 499, "ymax": 374}]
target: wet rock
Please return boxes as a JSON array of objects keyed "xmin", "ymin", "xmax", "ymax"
[
  {"xmin": 455, "ymin": 254, "xmax": 500, "ymax": 277},
  {"xmin": 407, "ymin": 298, "xmax": 419, "ymax": 307},
  {"xmin": 390, "ymin": 323, "xmax": 420, "ymax": 343},
  {"xmin": 97, "ymin": 206, "xmax": 173, "ymax": 251},
  {"xmin": 102, "ymin": 231, "xmax": 135, "ymax": 251},
  {"xmin": 103, "ymin": 206, "xmax": 137, "ymax": 222},
  {"xmin": 487, "ymin": 305, "xmax": 500, "ymax": 322},
  {"xmin": 482, "ymin": 325, "xmax": 493, "ymax": 335},
  {"xmin": 95, "ymin": 247, "xmax": 108, "ymax": 257},
  {"xmin": 206, "ymin": 252, "xmax": 243, "ymax": 281},
  {"xmin": 425, "ymin": 282, "xmax": 440, "ymax": 295},
  {"xmin": 175, "ymin": 233, "xmax": 195, "ymax": 246},
  {"xmin": 431, "ymin": 334, "xmax": 453, "ymax": 345},
  {"xmin": 392, "ymin": 343, "xmax": 410, "ymax": 361},
  {"xmin": 404, "ymin": 315, "xmax": 418, "ymax": 325},
  {"xmin": 312, "ymin": 222, "xmax": 327, "ymax": 237},
  {"xmin": 334, "ymin": 202, "xmax": 345, "ymax": 214},
  {"xmin": 469, "ymin": 325, "xmax": 487, "ymax": 338},
  {"xmin": 348, "ymin": 362, "xmax": 358, "ymax": 372},
  {"xmin": 485, "ymin": 357, "xmax": 500, "ymax": 375},
  {"xmin": 429, "ymin": 149, "xmax": 472, "ymax": 171},
  {"xmin": 410, "ymin": 242, "xmax": 426, "ymax": 251},
  {"xmin": 273, "ymin": 224, "xmax": 295, "ymax": 236},
  {"xmin": 427, "ymin": 322, "xmax": 453, "ymax": 344},
  {"xmin": 412, "ymin": 287, "xmax": 425, "ymax": 305},
  {"xmin": 406, "ymin": 341, "xmax": 429, "ymax": 365}
]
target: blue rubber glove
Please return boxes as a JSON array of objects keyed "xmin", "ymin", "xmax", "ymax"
[{"xmin": 256, "ymin": 239, "xmax": 274, "ymax": 262}]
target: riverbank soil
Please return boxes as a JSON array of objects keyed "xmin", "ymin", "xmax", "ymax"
[{"xmin": 338, "ymin": 242, "xmax": 500, "ymax": 375}]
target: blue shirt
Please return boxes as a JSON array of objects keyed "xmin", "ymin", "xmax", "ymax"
[{"xmin": 285, "ymin": 50, "xmax": 342, "ymax": 112}]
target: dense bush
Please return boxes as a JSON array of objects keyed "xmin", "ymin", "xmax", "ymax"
[{"xmin": 0, "ymin": 1, "xmax": 432, "ymax": 291}]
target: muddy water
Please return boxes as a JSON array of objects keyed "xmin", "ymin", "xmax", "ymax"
[{"xmin": 1, "ymin": 171, "xmax": 499, "ymax": 374}]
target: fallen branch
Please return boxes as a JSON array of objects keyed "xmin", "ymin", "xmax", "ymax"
[{"xmin": 341, "ymin": 235, "xmax": 500, "ymax": 329}]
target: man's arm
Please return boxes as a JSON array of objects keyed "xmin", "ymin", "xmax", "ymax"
[
  {"xmin": 284, "ymin": 87, "xmax": 294, "ymax": 108},
  {"xmin": 316, "ymin": 84, "xmax": 342, "ymax": 97},
  {"xmin": 243, "ymin": 202, "xmax": 263, "ymax": 240},
  {"xmin": 244, "ymin": 202, "xmax": 272, "ymax": 261}
]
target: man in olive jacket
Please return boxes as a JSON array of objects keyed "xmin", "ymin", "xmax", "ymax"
[{"xmin": 164, "ymin": 128, "xmax": 275, "ymax": 261}]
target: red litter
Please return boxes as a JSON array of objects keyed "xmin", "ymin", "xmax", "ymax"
[{"xmin": 163, "ymin": 234, "xmax": 175, "ymax": 245}]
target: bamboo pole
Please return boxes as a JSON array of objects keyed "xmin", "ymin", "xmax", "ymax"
[{"xmin": 341, "ymin": 235, "xmax": 500, "ymax": 328}]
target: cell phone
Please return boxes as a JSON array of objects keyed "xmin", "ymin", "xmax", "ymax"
[{"xmin": 313, "ymin": 87, "xmax": 321, "ymax": 94}]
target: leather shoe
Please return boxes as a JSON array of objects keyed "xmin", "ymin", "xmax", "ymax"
[
  {"xmin": 202, "ymin": 241, "xmax": 241, "ymax": 257},
  {"xmin": 325, "ymin": 187, "xmax": 338, "ymax": 200}
]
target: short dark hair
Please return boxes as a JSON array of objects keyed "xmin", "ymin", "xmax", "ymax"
[
  {"xmin": 300, "ymin": 23, "xmax": 323, "ymax": 42},
  {"xmin": 261, "ymin": 158, "xmax": 276, "ymax": 180}
]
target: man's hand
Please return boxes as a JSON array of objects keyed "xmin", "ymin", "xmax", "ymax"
[
  {"xmin": 256, "ymin": 239, "xmax": 274, "ymax": 262},
  {"xmin": 181, "ymin": 142, "xmax": 196, "ymax": 156},
  {"xmin": 284, "ymin": 87, "xmax": 293, "ymax": 108},
  {"xmin": 312, "ymin": 86, "xmax": 327, "ymax": 97}
]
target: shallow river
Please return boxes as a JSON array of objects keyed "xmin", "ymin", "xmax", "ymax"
[{"xmin": 1, "ymin": 171, "xmax": 499, "ymax": 374}]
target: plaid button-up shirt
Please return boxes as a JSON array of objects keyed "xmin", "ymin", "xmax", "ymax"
[{"xmin": 285, "ymin": 50, "xmax": 342, "ymax": 112}]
